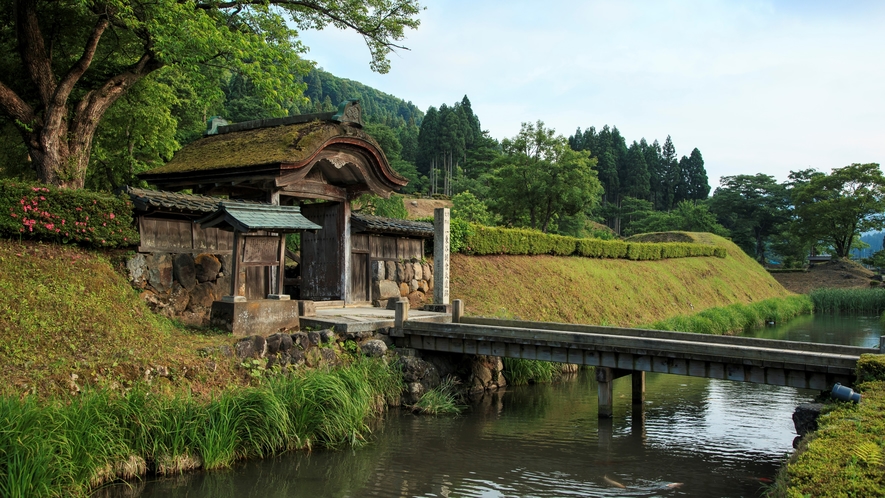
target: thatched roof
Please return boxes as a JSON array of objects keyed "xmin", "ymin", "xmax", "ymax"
[
  {"xmin": 138, "ymin": 101, "xmax": 408, "ymax": 200},
  {"xmin": 146, "ymin": 120, "xmax": 374, "ymax": 175},
  {"xmin": 351, "ymin": 213, "xmax": 434, "ymax": 238}
]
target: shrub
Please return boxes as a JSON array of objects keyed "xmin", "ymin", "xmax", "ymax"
[
  {"xmin": 0, "ymin": 180, "xmax": 138, "ymax": 248},
  {"xmin": 461, "ymin": 223, "xmax": 723, "ymax": 261},
  {"xmin": 856, "ymin": 354, "xmax": 885, "ymax": 384}
]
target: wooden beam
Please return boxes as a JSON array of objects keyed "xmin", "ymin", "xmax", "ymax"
[{"xmin": 280, "ymin": 181, "xmax": 347, "ymax": 202}]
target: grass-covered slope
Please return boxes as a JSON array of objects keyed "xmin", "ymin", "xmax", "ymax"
[
  {"xmin": 0, "ymin": 239, "xmax": 235, "ymax": 397},
  {"xmin": 452, "ymin": 232, "xmax": 793, "ymax": 326}
]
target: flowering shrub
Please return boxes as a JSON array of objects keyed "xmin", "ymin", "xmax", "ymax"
[{"xmin": 0, "ymin": 180, "xmax": 139, "ymax": 248}]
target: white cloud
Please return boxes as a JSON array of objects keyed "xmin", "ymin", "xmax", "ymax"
[{"xmin": 297, "ymin": 0, "xmax": 885, "ymax": 186}]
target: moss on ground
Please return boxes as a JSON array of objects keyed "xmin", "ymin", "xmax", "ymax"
[{"xmin": 774, "ymin": 378, "xmax": 885, "ymax": 497}]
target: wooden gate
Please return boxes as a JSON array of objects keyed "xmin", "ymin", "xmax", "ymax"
[
  {"xmin": 349, "ymin": 234, "xmax": 370, "ymax": 303},
  {"xmin": 300, "ymin": 203, "xmax": 342, "ymax": 300}
]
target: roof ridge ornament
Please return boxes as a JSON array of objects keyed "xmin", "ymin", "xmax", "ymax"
[
  {"xmin": 331, "ymin": 99, "xmax": 363, "ymax": 128},
  {"xmin": 204, "ymin": 99, "xmax": 363, "ymax": 136}
]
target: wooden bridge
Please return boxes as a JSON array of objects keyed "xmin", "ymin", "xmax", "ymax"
[{"xmin": 391, "ymin": 301, "xmax": 880, "ymax": 417}]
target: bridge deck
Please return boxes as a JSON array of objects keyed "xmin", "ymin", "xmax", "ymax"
[{"xmin": 396, "ymin": 317, "xmax": 876, "ymax": 390}]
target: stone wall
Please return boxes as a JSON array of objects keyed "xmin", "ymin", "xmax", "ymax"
[
  {"xmin": 371, "ymin": 258, "xmax": 434, "ymax": 309},
  {"xmin": 227, "ymin": 326, "xmax": 506, "ymax": 407},
  {"xmin": 127, "ymin": 252, "xmax": 230, "ymax": 326}
]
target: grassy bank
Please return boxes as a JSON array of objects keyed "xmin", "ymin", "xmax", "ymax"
[
  {"xmin": 453, "ymin": 232, "xmax": 792, "ymax": 326},
  {"xmin": 0, "ymin": 239, "xmax": 239, "ymax": 398},
  {"xmin": 646, "ymin": 295, "xmax": 814, "ymax": 335},
  {"xmin": 773, "ymin": 355, "xmax": 885, "ymax": 497},
  {"xmin": 0, "ymin": 357, "xmax": 400, "ymax": 497}
]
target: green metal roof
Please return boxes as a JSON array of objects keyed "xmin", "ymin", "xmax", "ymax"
[{"xmin": 197, "ymin": 204, "xmax": 322, "ymax": 233}]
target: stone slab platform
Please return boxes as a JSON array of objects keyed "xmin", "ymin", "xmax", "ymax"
[{"xmin": 301, "ymin": 306, "xmax": 451, "ymax": 334}]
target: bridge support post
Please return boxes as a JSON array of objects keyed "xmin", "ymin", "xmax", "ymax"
[
  {"xmin": 394, "ymin": 299, "xmax": 409, "ymax": 331},
  {"xmin": 596, "ymin": 367, "xmax": 615, "ymax": 418},
  {"xmin": 452, "ymin": 299, "xmax": 464, "ymax": 323},
  {"xmin": 632, "ymin": 371, "xmax": 645, "ymax": 405}
]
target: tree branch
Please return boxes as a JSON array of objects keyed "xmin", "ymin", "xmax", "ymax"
[
  {"xmin": 195, "ymin": 0, "xmax": 412, "ymax": 50},
  {"xmin": 54, "ymin": 15, "xmax": 110, "ymax": 109},
  {"xmin": 0, "ymin": 79, "xmax": 37, "ymax": 126}
]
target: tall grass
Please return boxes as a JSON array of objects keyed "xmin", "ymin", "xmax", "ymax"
[
  {"xmin": 809, "ymin": 288, "xmax": 885, "ymax": 315},
  {"xmin": 413, "ymin": 377, "xmax": 463, "ymax": 415},
  {"xmin": 502, "ymin": 358, "xmax": 563, "ymax": 385},
  {"xmin": 646, "ymin": 295, "xmax": 814, "ymax": 335},
  {"xmin": 0, "ymin": 357, "xmax": 402, "ymax": 497}
]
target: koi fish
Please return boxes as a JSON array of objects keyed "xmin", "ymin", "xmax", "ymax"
[{"xmin": 603, "ymin": 475, "xmax": 626, "ymax": 488}]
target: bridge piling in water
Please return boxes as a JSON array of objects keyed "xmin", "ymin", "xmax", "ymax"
[{"xmin": 596, "ymin": 368, "xmax": 645, "ymax": 418}]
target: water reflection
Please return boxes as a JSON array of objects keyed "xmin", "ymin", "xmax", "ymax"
[{"xmin": 103, "ymin": 316, "xmax": 883, "ymax": 498}]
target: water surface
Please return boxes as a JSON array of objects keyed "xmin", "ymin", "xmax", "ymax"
[{"xmin": 104, "ymin": 315, "xmax": 882, "ymax": 498}]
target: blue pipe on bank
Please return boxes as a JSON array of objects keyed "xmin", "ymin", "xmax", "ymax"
[{"xmin": 831, "ymin": 383, "xmax": 861, "ymax": 403}]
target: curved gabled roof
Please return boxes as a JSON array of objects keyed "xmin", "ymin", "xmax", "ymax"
[{"xmin": 138, "ymin": 102, "xmax": 408, "ymax": 200}]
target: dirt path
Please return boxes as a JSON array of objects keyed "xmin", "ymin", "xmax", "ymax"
[{"xmin": 770, "ymin": 260, "xmax": 878, "ymax": 294}]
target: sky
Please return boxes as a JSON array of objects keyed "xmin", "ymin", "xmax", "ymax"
[{"xmin": 297, "ymin": 0, "xmax": 885, "ymax": 188}]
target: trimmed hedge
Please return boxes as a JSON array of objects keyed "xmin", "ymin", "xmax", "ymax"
[
  {"xmin": 461, "ymin": 224, "xmax": 725, "ymax": 261},
  {"xmin": 856, "ymin": 354, "xmax": 885, "ymax": 384},
  {"xmin": 0, "ymin": 180, "xmax": 139, "ymax": 248}
]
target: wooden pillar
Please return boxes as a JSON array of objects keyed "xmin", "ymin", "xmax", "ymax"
[
  {"xmin": 433, "ymin": 208, "xmax": 450, "ymax": 305},
  {"xmin": 880, "ymin": 335, "xmax": 885, "ymax": 354},
  {"xmin": 340, "ymin": 201, "xmax": 351, "ymax": 304},
  {"xmin": 223, "ymin": 231, "xmax": 246, "ymax": 302},
  {"xmin": 632, "ymin": 370, "xmax": 646, "ymax": 405},
  {"xmin": 596, "ymin": 367, "xmax": 614, "ymax": 418}
]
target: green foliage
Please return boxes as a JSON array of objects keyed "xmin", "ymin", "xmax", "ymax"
[
  {"xmin": 450, "ymin": 217, "xmax": 473, "ymax": 254},
  {"xmin": 778, "ymin": 380, "xmax": 885, "ymax": 497},
  {"xmin": 452, "ymin": 191, "xmax": 492, "ymax": 225},
  {"xmin": 0, "ymin": 180, "xmax": 138, "ymax": 248},
  {"xmin": 625, "ymin": 200, "xmax": 729, "ymax": 238},
  {"xmin": 809, "ymin": 288, "xmax": 885, "ymax": 315},
  {"xmin": 646, "ymin": 295, "xmax": 814, "ymax": 335},
  {"xmin": 412, "ymin": 377, "xmax": 463, "ymax": 415},
  {"xmin": 708, "ymin": 174, "xmax": 791, "ymax": 263},
  {"xmin": 0, "ymin": 357, "xmax": 402, "ymax": 496},
  {"xmin": 352, "ymin": 193, "xmax": 409, "ymax": 219},
  {"xmin": 0, "ymin": 0, "xmax": 422, "ymax": 188},
  {"xmin": 489, "ymin": 121, "xmax": 602, "ymax": 233},
  {"xmin": 461, "ymin": 224, "xmax": 726, "ymax": 260},
  {"xmin": 792, "ymin": 163, "xmax": 885, "ymax": 258},
  {"xmin": 502, "ymin": 359, "xmax": 561, "ymax": 386},
  {"xmin": 856, "ymin": 354, "xmax": 885, "ymax": 384}
]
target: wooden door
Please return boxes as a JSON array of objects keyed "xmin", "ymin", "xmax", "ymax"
[
  {"xmin": 300, "ymin": 203, "xmax": 342, "ymax": 300},
  {"xmin": 349, "ymin": 234, "xmax": 369, "ymax": 303}
]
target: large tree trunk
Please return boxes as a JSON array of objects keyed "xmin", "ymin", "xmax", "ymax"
[{"xmin": 0, "ymin": 0, "xmax": 159, "ymax": 188}]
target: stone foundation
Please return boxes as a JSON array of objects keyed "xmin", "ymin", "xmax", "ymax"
[
  {"xmin": 127, "ymin": 252, "xmax": 231, "ymax": 326},
  {"xmin": 371, "ymin": 259, "xmax": 434, "ymax": 310}
]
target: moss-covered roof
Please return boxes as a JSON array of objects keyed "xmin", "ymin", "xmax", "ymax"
[
  {"xmin": 351, "ymin": 213, "xmax": 434, "ymax": 238},
  {"xmin": 143, "ymin": 120, "xmax": 380, "ymax": 176},
  {"xmin": 125, "ymin": 186, "xmax": 259, "ymax": 214}
]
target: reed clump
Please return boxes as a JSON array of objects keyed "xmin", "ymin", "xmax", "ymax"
[
  {"xmin": 645, "ymin": 295, "xmax": 814, "ymax": 335},
  {"xmin": 0, "ymin": 357, "xmax": 402, "ymax": 497},
  {"xmin": 412, "ymin": 377, "xmax": 464, "ymax": 415},
  {"xmin": 809, "ymin": 287, "xmax": 885, "ymax": 315},
  {"xmin": 502, "ymin": 358, "xmax": 563, "ymax": 385}
]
